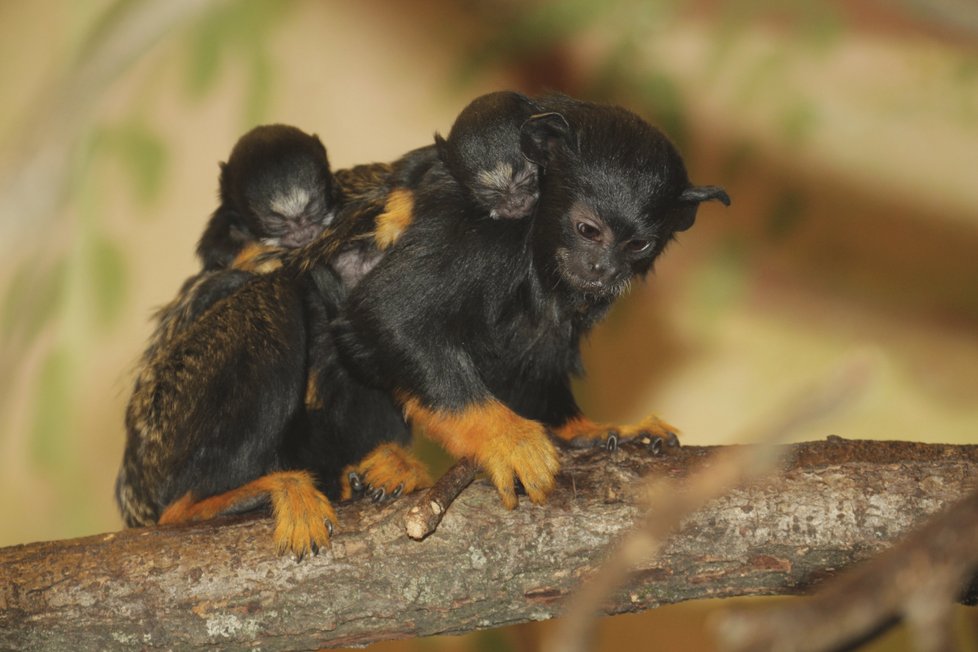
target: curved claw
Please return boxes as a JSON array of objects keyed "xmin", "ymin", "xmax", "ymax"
[
  {"xmin": 370, "ymin": 487, "xmax": 386, "ymax": 502},
  {"xmin": 513, "ymin": 477, "xmax": 527, "ymax": 496},
  {"xmin": 348, "ymin": 471, "xmax": 364, "ymax": 494},
  {"xmin": 325, "ymin": 518, "xmax": 334, "ymax": 537},
  {"xmin": 391, "ymin": 483, "xmax": 404, "ymax": 498},
  {"xmin": 605, "ymin": 431, "xmax": 620, "ymax": 452},
  {"xmin": 666, "ymin": 431, "xmax": 680, "ymax": 448},
  {"xmin": 648, "ymin": 435, "xmax": 663, "ymax": 456}
]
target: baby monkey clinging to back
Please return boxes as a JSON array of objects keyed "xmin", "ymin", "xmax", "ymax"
[
  {"xmin": 196, "ymin": 124, "xmax": 340, "ymax": 270},
  {"xmin": 435, "ymin": 90, "xmax": 570, "ymax": 221}
]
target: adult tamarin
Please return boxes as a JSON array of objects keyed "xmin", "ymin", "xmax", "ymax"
[
  {"xmin": 116, "ymin": 130, "xmax": 430, "ymax": 559},
  {"xmin": 337, "ymin": 95, "xmax": 730, "ymax": 509}
]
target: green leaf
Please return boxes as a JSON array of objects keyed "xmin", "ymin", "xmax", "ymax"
[
  {"xmin": 1, "ymin": 259, "xmax": 67, "ymax": 347},
  {"xmin": 184, "ymin": 0, "xmax": 287, "ymax": 122},
  {"xmin": 638, "ymin": 72, "xmax": 688, "ymax": 148},
  {"xmin": 781, "ymin": 99, "xmax": 818, "ymax": 145},
  {"xmin": 89, "ymin": 232, "xmax": 128, "ymax": 328},
  {"xmin": 185, "ymin": 8, "xmax": 230, "ymax": 98},
  {"xmin": 688, "ymin": 238, "xmax": 749, "ymax": 324},
  {"xmin": 89, "ymin": 121, "xmax": 169, "ymax": 207},
  {"xmin": 456, "ymin": 0, "xmax": 616, "ymax": 84},
  {"xmin": 115, "ymin": 123, "xmax": 168, "ymax": 205},
  {"xmin": 765, "ymin": 188, "xmax": 807, "ymax": 241},
  {"xmin": 244, "ymin": 47, "xmax": 273, "ymax": 126},
  {"xmin": 30, "ymin": 348, "xmax": 74, "ymax": 471}
]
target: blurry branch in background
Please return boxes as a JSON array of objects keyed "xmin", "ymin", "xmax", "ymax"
[
  {"xmin": 714, "ymin": 486, "xmax": 978, "ymax": 652},
  {"xmin": 544, "ymin": 354, "xmax": 875, "ymax": 652},
  {"xmin": 0, "ymin": 0, "xmax": 285, "ymax": 476},
  {"xmin": 0, "ymin": 0, "xmax": 224, "ymax": 250},
  {"xmin": 0, "ymin": 0, "xmax": 223, "ymax": 476},
  {"xmin": 896, "ymin": 0, "xmax": 978, "ymax": 38}
]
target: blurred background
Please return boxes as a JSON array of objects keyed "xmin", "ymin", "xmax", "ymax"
[{"xmin": 1, "ymin": 0, "xmax": 976, "ymax": 650}]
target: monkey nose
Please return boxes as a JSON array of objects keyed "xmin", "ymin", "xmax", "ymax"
[{"xmin": 588, "ymin": 261, "xmax": 620, "ymax": 285}]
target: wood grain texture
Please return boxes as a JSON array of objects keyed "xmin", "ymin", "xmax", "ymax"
[{"xmin": 1, "ymin": 439, "xmax": 976, "ymax": 651}]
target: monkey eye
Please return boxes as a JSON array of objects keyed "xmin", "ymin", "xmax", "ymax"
[
  {"xmin": 625, "ymin": 239, "xmax": 652, "ymax": 253},
  {"xmin": 576, "ymin": 221, "xmax": 602, "ymax": 242}
]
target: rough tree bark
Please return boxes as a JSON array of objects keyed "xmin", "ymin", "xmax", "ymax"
[{"xmin": 1, "ymin": 439, "xmax": 976, "ymax": 651}]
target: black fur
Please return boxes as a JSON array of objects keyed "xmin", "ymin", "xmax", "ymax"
[
  {"xmin": 197, "ymin": 124, "xmax": 339, "ymax": 270},
  {"xmin": 338, "ymin": 95, "xmax": 730, "ymax": 429},
  {"xmin": 435, "ymin": 91, "xmax": 570, "ymax": 221},
  {"xmin": 117, "ymin": 192, "xmax": 411, "ymax": 529}
]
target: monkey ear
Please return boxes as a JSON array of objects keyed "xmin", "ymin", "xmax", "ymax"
[
  {"xmin": 310, "ymin": 133, "xmax": 330, "ymax": 165},
  {"xmin": 674, "ymin": 185, "xmax": 731, "ymax": 232},
  {"xmin": 680, "ymin": 185, "xmax": 731, "ymax": 207},
  {"xmin": 520, "ymin": 112, "xmax": 572, "ymax": 167},
  {"xmin": 197, "ymin": 208, "xmax": 251, "ymax": 270},
  {"xmin": 433, "ymin": 132, "xmax": 449, "ymax": 157}
]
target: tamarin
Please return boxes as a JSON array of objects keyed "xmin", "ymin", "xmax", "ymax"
[
  {"xmin": 131, "ymin": 125, "xmax": 346, "ymax": 342},
  {"xmin": 196, "ymin": 124, "xmax": 340, "ymax": 272},
  {"xmin": 336, "ymin": 94, "xmax": 731, "ymax": 510},
  {"xmin": 434, "ymin": 90, "xmax": 570, "ymax": 221},
  {"xmin": 116, "ymin": 144, "xmax": 431, "ymax": 560},
  {"xmin": 369, "ymin": 91, "xmax": 571, "ymax": 252},
  {"xmin": 117, "ymin": 92, "xmax": 716, "ymax": 557}
]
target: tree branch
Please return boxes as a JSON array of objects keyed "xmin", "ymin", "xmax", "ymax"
[
  {"xmin": 713, "ymin": 483, "xmax": 978, "ymax": 652},
  {"xmin": 1, "ymin": 439, "xmax": 976, "ymax": 651}
]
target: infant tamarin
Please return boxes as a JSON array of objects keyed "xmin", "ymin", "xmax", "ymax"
[
  {"xmin": 196, "ymin": 124, "xmax": 340, "ymax": 271},
  {"xmin": 435, "ymin": 90, "xmax": 570, "ymax": 221},
  {"xmin": 370, "ymin": 91, "xmax": 570, "ymax": 250}
]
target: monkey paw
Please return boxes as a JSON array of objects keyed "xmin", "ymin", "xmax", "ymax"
[
  {"xmin": 401, "ymin": 396, "xmax": 560, "ymax": 510},
  {"xmin": 479, "ymin": 421, "xmax": 560, "ymax": 510},
  {"xmin": 553, "ymin": 414, "xmax": 680, "ymax": 454},
  {"xmin": 158, "ymin": 470, "xmax": 335, "ymax": 560},
  {"xmin": 341, "ymin": 443, "xmax": 433, "ymax": 502},
  {"xmin": 267, "ymin": 471, "xmax": 337, "ymax": 560}
]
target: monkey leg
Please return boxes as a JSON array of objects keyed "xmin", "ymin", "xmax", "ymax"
[
  {"xmin": 158, "ymin": 470, "xmax": 336, "ymax": 560},
  {"xmin": 340, "ymin": 443, "xmax": 433, "ymax": 502},
  {"xmin": 552, "ymin": 414, "xmax": 680, "ymax": 452},
  {"xmin": 402, "ymin": 395, "xmax": 559, "ymax": 510},
  {"xmin": 373, "ymin": 188, "xmax": 414, "ymax": 249}
]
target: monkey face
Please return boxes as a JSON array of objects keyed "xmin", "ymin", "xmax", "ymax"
[
  {"xmin": 249, "ymin": 179, "xmax": 335, "ymax": 248},
  {"xmin": 224, "ymin": 124, "xmax": 338, "ymax": 249},
  {"xmin": 470, "ymin": 158, "xmax": 539, "ymax": 220},
  {"xmin": 551, "ymin": 200, "xmax": 659, "ymax": 298},
  {"xmin": 438, "ymin": 91, "xmax": 567, "ymax": 221},
  {"xmin": 531, "ymin": 100, "xmax": 729, "ymax": 301}
]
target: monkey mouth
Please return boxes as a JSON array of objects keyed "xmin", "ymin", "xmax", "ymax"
[
  {"xmin": 278, "ymin": 223, "xmax": 326, "ymax": 248},
  {"xmin": 563, "ymin": 274, "xmax": 621, "ymax": 297},
  {"xmin": 555, "ymin": 251, "xmax": 630, "ymax": 299}
]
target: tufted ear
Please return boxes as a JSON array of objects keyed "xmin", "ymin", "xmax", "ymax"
[
  {"xmin": 680, "ymin": 185, "xmax": 731, "ymax": 206},
  {"xmin": 520, "ymin": 111, "xmax": 572, "ymax": 168},
  {"xmin": 674, "ymin": 185, "xmax": 731, "ymax": 232}
]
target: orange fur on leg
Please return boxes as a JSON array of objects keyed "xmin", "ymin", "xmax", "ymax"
[
  {"xmin": 158, "ymin": 470, "xmax": 336, "ymax": 559},
  {"xmin": 552, "ymin": 413, "xmax": 679, "ymax": 449},
  {"xmin": 402, "ymin": 396, "xmax": 559, "ymax": 509},
  {"xmin": 340, "ymin": 443, "xmax": 432, "ymax": 501},
  {"xmin": 374, "ymin": 188, "xmax": 414, "ymax": 249}
]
